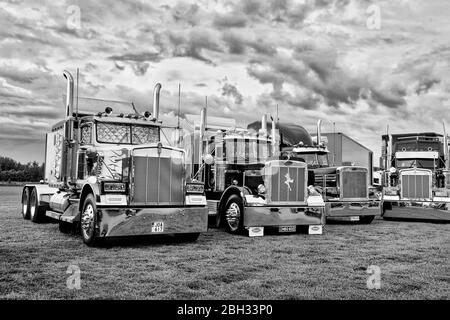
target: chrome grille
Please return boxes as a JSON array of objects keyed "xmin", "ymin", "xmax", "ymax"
[
  {"xmin": 265, "ymin": 160, "xmax": 306, "ymax": 204},
  {"xmin": 341, "ymin": 169, "xmax": 368, "ymax": 199},
  {"xmin": 400, "ymin": 171, "xmax": 431, "ymax": 199},
  {"xmin": 132, "ymin": 147, "xmax": 184, "ymax": 205}
]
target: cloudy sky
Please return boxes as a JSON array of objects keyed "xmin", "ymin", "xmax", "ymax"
[{"xmin": 1, "ymin": 0, "xmax": 449, "ymax": 164}]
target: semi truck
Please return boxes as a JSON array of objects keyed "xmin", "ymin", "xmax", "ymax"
[
  {"xmin": 380, "ymin": 132, "xmax": 450, "ymax": 221},
  {"xmin": 20, "ymin": 70, "xmax": 208, "ymax": 246},
  {"xmin": 179, "ymin": 110, "xmax": 325, "ymax": 236},
  {"xmin": 248, "ymin": 120, "xmax": 380, "ymax": 224}
]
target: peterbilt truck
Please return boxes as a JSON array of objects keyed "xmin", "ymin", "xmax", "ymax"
[
  {"xmin": 247, "ymin": 120, "xmax": 380, "ymax": 224},
  {"xmin": 20, "ymin": 70, "xmax": 208, "ymax": 246},
  {"xmin": 179, "ymin": 110, "xmax": 325, "ymax": 236},
  {"xmin": 380, "ymin": 132, "xmax": 450, "ymax": 221}
]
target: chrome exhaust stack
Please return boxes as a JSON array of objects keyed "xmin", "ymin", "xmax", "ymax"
[
  {"xmin": 443, "ymin": 122, "xmax": 449, "ymax": 169},
  {"xmin": 260, "ymin": 114, "xmax": 268, "ymax": 136},
  {"xmin": 153, "ymin": 83, "xmax": 162, "ymax": 120},
  {"xmin": 62, "ymin": 70, "xmax": 77, "ymax": 186},
  {"xmin": 271, "ymin": 115, "xmax": 278, "ymax": 155},
  {"xmin": 316, "ymin": 119, "xmax": 322, "ymax": 145},
  {"xmin": 63, "ymin": 70, "xmax": 74, "ymax": 118}
]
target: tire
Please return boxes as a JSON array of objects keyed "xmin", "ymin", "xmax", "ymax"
[
  {"xmin": 30, "ymin": 188, "xmax": 45, "ymax": 223},
  {"xmin": 223, "ymin": 195, "xmax": 244, "ymax": 234},
  {"xmin": 359, "ymin": 215, "xmax": 375, "ymax": 224},
  {"xmin": 59, "ymin": 221, "xmax": 73, "ymax": 234},
  {"xmin": 21, "ymin": 187, "xmax": 30, "ymax": 220},
  {"xmin": 175, "ymin": 233, "xmax": 200, "ymax": 242},
  {"xmin": 80, "ymin": 194, "xmax": 99, "ymax": 246}
]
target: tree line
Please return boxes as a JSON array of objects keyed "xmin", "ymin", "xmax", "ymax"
[{"xmin": 0, "ymin": 156, "xmax": 45, "ymax": 182}]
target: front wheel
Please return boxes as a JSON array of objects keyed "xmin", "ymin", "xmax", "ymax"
[
  {"xmin": 359, "ymin": 215, "xmax": 375, "ymax": 224},
  {"xmin": 21, "ymin": 188, "xmax": 30, "ymax": 220},
  {"xmin": 80, "ymin": 194, "xmax": 99, "ymax": 246},
  {"xmin": 224, "ymin": 195, "xmax": 244, "ymax": 234}
]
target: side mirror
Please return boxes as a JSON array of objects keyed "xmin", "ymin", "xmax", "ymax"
[{"xmin": 203, "ymin": 154, "xmax": 214, "ymax": 165}]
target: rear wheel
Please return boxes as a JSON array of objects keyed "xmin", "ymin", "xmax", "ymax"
[
  {"xmin": 224, "ymin": 195, "xmax": 244, "ymax": 234},
  {"xmin": 359, "ymin": 215, "xmax": 375, "ymax": 224},
  {"xmin": 30, "ymin": 188, "xmax": 45, "ymax": 223},
  {"xmin": 21, "ymin": 187, "xmax": 30, "ymax": 220},
  {"xmin": 175, "ymin": 233, "xmax": 200, "ymax": 242},
  {"xmin": 80, "ymin": 194, "xmax": 99, "ymax": 246}
]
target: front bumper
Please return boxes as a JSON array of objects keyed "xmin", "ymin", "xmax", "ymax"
[
  {"xmin": 382, "ymin": 200, "xmax": 450, "ymax": 222},
  {"xmin": 326, "ymin": 200, "xmax": 381, "ymax": 218},
  {"xmin": 243, "ymin": 206, "xmax": 325, "ymax": 227},
  {"xmin": 97, "ymin": 206, "xmax": 208, "ymax": 237}
]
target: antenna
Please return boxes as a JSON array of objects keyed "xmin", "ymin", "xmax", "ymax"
[
  {"xmin": 131, "ymin": 102, "xmax": 139, "ymax": 115},
  {"xmin": 177, "ymin": 83, "xmax": 181, "ymax": 129},
  {"xmin": 76, "ymin": 68, "xmax": 79, "ymax": 120}
]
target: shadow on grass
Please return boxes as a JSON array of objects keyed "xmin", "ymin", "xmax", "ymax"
[{"xmin": 94, "ymin": 233, "xmax": 201, "ymax": 249}]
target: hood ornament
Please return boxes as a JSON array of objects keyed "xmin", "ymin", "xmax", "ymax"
[{"xmin": 284, "ymin": 172, "xmax": 293, "ymax": 191}]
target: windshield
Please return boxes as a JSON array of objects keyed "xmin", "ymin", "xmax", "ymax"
[
  {"xmin": 294, "ymin": 153, "xmax": 328, "ymax": 167},
  {"xmin": 396, "ymin": 158, "xmax": 436, "ymax": 169},
  {"xmin": 224, "ymin": 138, "xmax": 271, "ymax": 163},
  {"xmin": 96, "ymin": 122, "xmax": 160, "ymax": 144}
]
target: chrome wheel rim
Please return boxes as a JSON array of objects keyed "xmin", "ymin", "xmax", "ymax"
[
  {"xmin": 225, "ymin": 202, "xmax": 241, "ymax": 231},
  {"xmin": 81, "ymin": 204, "xmax": 94, "ymax": 240},
  {"xmin": 22, "ymin": 204, "xmax": 27, "ymax": 216}
]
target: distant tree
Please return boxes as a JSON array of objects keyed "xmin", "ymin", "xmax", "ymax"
[{"xmin": 0, "ymin": 156, "xmax": 44, "ymax": 182}]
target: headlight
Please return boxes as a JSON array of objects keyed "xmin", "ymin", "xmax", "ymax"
[
  {"xmin": 389, "ymin": 167, "xmax": 397, "ymax": 174},
  {"xmin": 185, "ymin": 183, "xmax": 204, "ymax": 194},
  {"xmin": 257, "ymin": 184, "xmax": 266, "ymax": 194},
  {"xmin": 103, "ymin": 182, "xmax": 126, "ymax": 193}
]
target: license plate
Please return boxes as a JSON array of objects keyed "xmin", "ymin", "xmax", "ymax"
[
  {"xmin": 279, "ymin": 225, "xmax": 296, "ymax": 233},
  {"xmin": 308, "ymin": 225, "xmax": 323, "ymax": 235},
  {"xmin": 151, "ymin": 222, "xmax": 164, "ymax": 233},
  {"xmin": 349, "ymin": 216, "xmax": 360, "ymax": 221}
]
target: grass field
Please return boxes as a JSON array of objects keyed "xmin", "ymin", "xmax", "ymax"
[{"xmin": 0, "ymin": 186, "xmax": 449, "ymax": 299}]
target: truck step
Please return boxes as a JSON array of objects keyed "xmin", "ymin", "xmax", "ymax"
[{"xmin": 45, "ymin": 211, "xmax": 77, "ymax": 224}]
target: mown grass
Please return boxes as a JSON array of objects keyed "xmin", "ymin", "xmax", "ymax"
[{"xmin": 0, "ymin": 186, "xmax": 449, "ymax": 299}]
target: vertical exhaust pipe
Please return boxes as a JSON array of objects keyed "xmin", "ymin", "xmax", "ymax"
[
  {"xmin": 153, "ymin": 83, "xmax": 162, "ymax": 120},
  {"xmin": 261, "ymin": 114, "xmax": 267, "ymax": 135},
  {"xmin": 62, "ymin": 70, "xmax": 75, "ymax": 186},
  {"xmin": 198, "ymin": 107, "xmax": 207, "ymax": 180},
  {"xmin": 316, "ymin": 119, "xmax": 322, "ymax": 145},
  {"xmin": 443, "ymin": 122, "xmax": 449, "ymax": 169},
  {"xmin": 63, "ymin": 70, "xmax": 74, "ymax": 119},
  {"xmin": 271, "ymin": 115, "xmax": 277, "ymax": 156}
]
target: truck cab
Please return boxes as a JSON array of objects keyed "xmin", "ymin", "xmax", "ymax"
[
  {"xmin": 21, "ymin": 71, "xmax": 208, "ymax": 246},
  {"xmin": 248, "ymin": 120, "xmax": 380, "ymax": 224},
  {"xmin": 381, "ymin": 133, "xmax": 450, "ymax": 221},
  {"xmin": 180, "ymin": 110, "xmax": 325, "ymax": 236}
]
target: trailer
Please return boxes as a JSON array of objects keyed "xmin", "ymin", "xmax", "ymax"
[
  {"xmin": 380, "ymin": 132, "xmax": 450, "ymax": 222},
  {"xmin": 20, "ymin": 70, "xmax": 208, "ymax": 246},
  {"xmin": 179, "ymin": 110, "xmax": 325, "ymax": 237},
  {"xmin": 248, "ymin": 120, "xmax": 380, "ymax": 224}
]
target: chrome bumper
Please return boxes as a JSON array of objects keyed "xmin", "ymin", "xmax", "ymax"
[
  {"xmin": 97, "ymin": 206, "xmax": 208, "ymax": 237},
  {"xmin": 326, "ymin": 200, "xmax": 381, "ymax": 218},
  {"xmin": 243, "ymin": 206, "xmax": 325, "ymax": 227},
  {"xmin": 382, "ymin": 200, "xmax": 450, "ymax": 222}
]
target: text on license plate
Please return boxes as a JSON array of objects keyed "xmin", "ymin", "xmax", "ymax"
[
  {"xmin": 151, "ymin": 222, "xmax": 164, "ymax": 233},
  {"xmin": 279, "ymin": 225, "xmax": 296, "ymax": 233}
]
